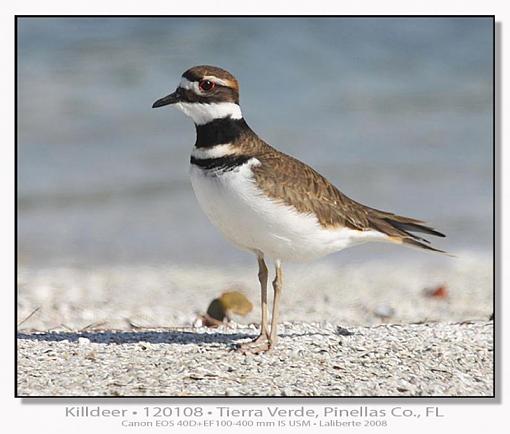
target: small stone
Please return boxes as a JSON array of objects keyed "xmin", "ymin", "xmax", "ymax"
[
  {"xmin": 281, "ymin": 387, "xmax": 294, "ymax": 396},
  {"xmin": 78, "ymin": 337, "xmax": 91, "ymax": 345},
  {"xmin": 423, "ymin": 285, "xmax": 448, "ymax": 299},
  {"xmin": 374, "ymin": 305, "xmax": 395, "ymax": 319},
  {"xmin": 336, "ymin": 326, "xmax": 354, "ymax": 336}
]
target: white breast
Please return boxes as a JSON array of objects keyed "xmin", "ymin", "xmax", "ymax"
[{"xmin": 189, "ymin": 159, "xmax": 389, "ymax": 262}]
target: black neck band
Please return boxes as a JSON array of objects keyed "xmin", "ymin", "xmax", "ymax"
[
  {"xmin": 195, "ymin": 117, "xmax": 250, "ymax": 148},
  {"xmin": 190, "ymin": 154, "xmax": 252, "ymax": 171}
]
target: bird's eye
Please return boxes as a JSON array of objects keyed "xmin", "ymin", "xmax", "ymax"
[{"xmin": 199, "ymin": 80, "xmax": 215, "ymax": 92}]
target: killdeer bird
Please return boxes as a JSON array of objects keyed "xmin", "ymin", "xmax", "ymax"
[{"xmin": 152, "ymin": 65, "xmax": 445, "ymax": 353}]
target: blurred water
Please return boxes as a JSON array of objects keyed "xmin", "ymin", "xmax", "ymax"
[{"xmin": 17, "ymin": 17, "xmax": 493, "ymax": 268}]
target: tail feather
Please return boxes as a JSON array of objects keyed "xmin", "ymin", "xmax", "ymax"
[
  {"xmin": 388, "ymin": 220, "xmax": 446, "ymax": 238},
  {"xmin": 368, "ymin": 213, "xmax": 447, "ymax": 254},
  {"xmin": 402, "ymin": 238, "xmax": 448, "ymax": 254}
]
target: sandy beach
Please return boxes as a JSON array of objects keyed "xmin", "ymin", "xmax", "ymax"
[
  {"xmin": 17, "ymin": 254, "xmax": 493, "ymax": 397},
  {"xmin": 18, "ymin": 321, "xmax": 493, "ymax": 397}
]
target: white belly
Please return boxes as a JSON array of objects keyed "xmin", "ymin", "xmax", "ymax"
[{"xmin": 189, "ymin": 159, "xmax": 388, "ymax": 262}]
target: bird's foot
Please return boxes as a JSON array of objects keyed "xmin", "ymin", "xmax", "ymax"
[{"xmin": 236, "ymin": 334, "xmax": 271, "ymax": 354}]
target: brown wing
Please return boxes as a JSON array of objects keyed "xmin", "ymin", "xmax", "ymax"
[
  {"xmin": 252, "ymin": 150, "xmax": 371, "ymax": 229},
  {"xmin": 251, "ymin": 147, "xmax": 445, "ymax": 251}
]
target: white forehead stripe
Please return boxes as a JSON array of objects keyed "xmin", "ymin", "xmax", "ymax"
[
  {"xmin": 176, "ymin": 102, "xmax": 242, "ymax": 125},
  {"xmin": 179, "ymin": 77, "xmax": 198, "ymax": 91}
]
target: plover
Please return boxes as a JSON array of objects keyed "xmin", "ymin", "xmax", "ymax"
[{"xmin": 152, "ymin": 65, "xmax": 445, "ymax": 353}]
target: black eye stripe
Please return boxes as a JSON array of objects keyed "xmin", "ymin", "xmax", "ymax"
[{"xmin": 178, "ymin": 77, "xmax": 239, "ymax": 104}]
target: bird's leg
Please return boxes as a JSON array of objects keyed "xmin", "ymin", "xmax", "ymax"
[
  {"xmin": 257, "ymin": 255, "xmax": 270, "ymax": 339},
  {"xmin": 237, "ymin": 254, "xmax": 271, "ymax": 353},
  {"xmin": 269, "ymin": 260, "xmax": 283, "ymax": 348}
]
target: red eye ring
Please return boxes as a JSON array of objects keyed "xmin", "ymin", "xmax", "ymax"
[{"xmin": 199, "ymin": 79, "xmax": 215, "ymax": 92}]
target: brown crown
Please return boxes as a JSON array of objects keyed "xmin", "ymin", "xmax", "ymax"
[{"xmin": 182, "ymin": 65, "xmax": 240, "ymax": 92}]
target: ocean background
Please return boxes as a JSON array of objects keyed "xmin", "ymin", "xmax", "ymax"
[{"xmin": 17, "ymin": 17, "xmax": 493, "ymax": 270}]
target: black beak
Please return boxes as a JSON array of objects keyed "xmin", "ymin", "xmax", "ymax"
[{"xmin": 152, "ymin": 90, "xmax": 181, "ymax": 108}]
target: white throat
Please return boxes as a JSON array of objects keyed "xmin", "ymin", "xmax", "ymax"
[{"xmin": 176, "ymin": 101, "xmax": 242, "ymax": 125}]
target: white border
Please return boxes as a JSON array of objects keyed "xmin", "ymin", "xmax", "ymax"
[{"xmin": 4, "ymin": 3, "xmax": 507, "ymax": 434}]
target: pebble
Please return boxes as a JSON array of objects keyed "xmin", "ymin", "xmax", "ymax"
[{"xmin": 374, "ymin": 305, "xmax": 396, "ymax": 319}]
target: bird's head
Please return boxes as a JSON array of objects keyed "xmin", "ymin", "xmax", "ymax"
[{"xmin": 152, "ymin": 65, "xmax": 242, "ymax": 125}]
